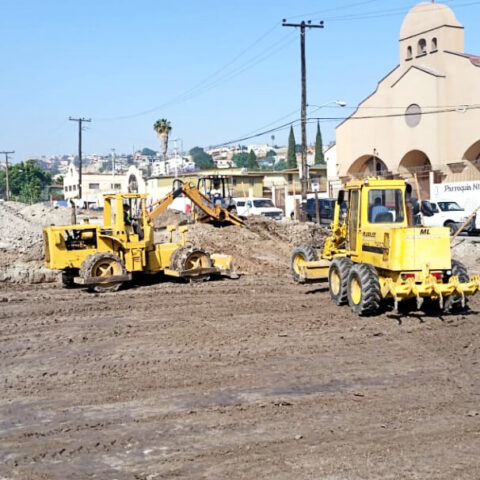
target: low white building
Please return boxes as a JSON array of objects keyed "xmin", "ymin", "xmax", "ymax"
[{"xmin": 63, "ymin": 163, "xmax": 146, "ymax": 206}]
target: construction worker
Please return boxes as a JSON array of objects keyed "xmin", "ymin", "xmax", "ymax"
[{"xmin": 123, "ymin": 203, "xmax": 132, "ymax": 226}]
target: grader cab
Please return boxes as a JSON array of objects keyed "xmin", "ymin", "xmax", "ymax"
[
  {"xmin": 291, "ymin": 178, "xmax": 480, "ymax": 315},
  {"xmin": 43, "ymin": 192, "xmax": 236, "ymax": 292}
]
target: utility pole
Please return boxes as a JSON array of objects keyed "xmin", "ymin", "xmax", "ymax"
[
  {"xmin": 282, "ymin": 19, "xmax": 324, "ymax": 198},
  {"xmin": 0, "ymin": 150, "xmax": 14, "ymax": 200},
  {"xmin": 111, "ymin": 148, "xmax": 116, "ymax": 188},
  {"xmin": 69, "ymin": 117, "xmax": 91, "ymax": 199}
]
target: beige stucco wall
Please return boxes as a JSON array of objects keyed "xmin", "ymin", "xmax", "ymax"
[{"xmin": 336, "ymin": 2, "xmax": 480, "ymax": 196}]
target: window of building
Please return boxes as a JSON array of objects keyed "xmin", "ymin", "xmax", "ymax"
[
  {"xmin": 249, "ymin": 178, "xmax": 255, "ymax": 186},
  {"xmin": 406, "ymin": 46, "xmax": 412, "ymax": 60},
  {"xmin": 88, "ymin": 183, "xmax": 100, "ymax": 190},
  {"xmin": 72, "ymin": 185, "xmax": 77, "ymax": 190},
  {"xmin": 431, "ymin": 37, "xmax": 437, "ymax": 52},
  {"xmin": 405, "ymin": 104, "xmax": 422, "ymax": 128},
  {"xmin": 111, "ymin": 183, "xmax": 121, "ymax": 189},
  {"xmin": 417, "ymin": 38, "xmax": 427, "ymax": 56}
]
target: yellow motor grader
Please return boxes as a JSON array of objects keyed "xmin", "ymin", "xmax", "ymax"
[
  {"xmin": 43, "ymin": 183, "xmax": 240, "ymax": 292},
  {"xmin": 291, "ymin": 178, "xmax": 480, "ymax": 315}
]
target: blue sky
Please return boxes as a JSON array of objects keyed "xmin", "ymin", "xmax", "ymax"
[{"xmin": 1, "ymin": 0, "xmax": 479, "ymax": 162}]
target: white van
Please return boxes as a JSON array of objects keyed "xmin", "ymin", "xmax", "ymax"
[{"xmin": 233, "ymin": 197, "xmax": 283, "ymax": 220}]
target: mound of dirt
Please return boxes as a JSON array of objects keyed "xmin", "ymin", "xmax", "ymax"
[
  {"xmin": 154, "ymin": 215, "xmax": 329, "ymax": 275},
  {"xmin": 152, "ymin": 209, "xmax": 189, "ymax": 229}
]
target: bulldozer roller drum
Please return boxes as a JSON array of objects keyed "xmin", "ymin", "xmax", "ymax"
[
  {"xmin": 328, "ymin": 257, "xmax": 353, "ymax": 306},
  {"xmin": 290, "ymin": 245, "xmax": 318, "ymax": 283},
  {"xmin": 169, "ymin": 246, "xmax": 212, "ymax": 275},
  {"xmin": 80, "ymin": 252, "xmax": 126, "ymax": 293},
  {"xmin": 347, "ymin": 263, "xmax": 381, "ymax": 316}
]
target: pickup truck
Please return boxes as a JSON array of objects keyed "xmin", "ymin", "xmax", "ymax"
[
  {"xmin": 233, "ymin": 197, "xmax": 283, "ymax": 220},
  {"xmin": 421, "ymin": 200, "xmax": 476, "ymax": 235}
]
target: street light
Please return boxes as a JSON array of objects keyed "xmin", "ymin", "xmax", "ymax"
[{"xmin": 307, "ymin": 100, "xmax": 347, "ymax": 112}]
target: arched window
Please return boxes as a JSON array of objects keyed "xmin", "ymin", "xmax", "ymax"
[
  {"xmin": 431, "ymin": 37, "xmax": 437, "ymax": 52},
  {"xmin": 417, "ymin": 38, "xmax": 426, "ymax": 55},
  {"xmin": 406, "ymin": 46, "xmax": 412, "ymax": 60}
]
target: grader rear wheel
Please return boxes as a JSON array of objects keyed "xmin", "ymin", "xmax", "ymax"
[
  {"xmin": 290, "ymin": 246, "xmax": 318, "ymax": 283},
  {"xmin": 80, "ymin": 252, "xmax": 126, "ymax": 293},
  {"xmin": 346, "ymin": 263, "xmax": 381, "ymax": 316},
  {"xmin": 444, "ymin": 260, "xmax": 469, "ymax": 313},
  {"xmin": 328, "ymin": 257, "xmax": 353, "ymax": 305}
]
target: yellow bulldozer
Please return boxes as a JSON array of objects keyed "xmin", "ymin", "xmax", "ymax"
[
  {"xmin": 291, "ymin": 178, "xmax": 480, "ymax": 315},
  {"xmin": 43, "ymin": 183, "xmax": 241, "ymax": 292}
]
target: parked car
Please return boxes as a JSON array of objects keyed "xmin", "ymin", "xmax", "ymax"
[
  {"xmin": 294, "ymin": 197, "xmax": 347, "ymax": 225},
  {"xmin": 233, "ymin": 197, "xmax": 283, "ymax": 220},
  {"xmin": 421, "ymin": 199, "xmax": 475, "ymax": 235}
]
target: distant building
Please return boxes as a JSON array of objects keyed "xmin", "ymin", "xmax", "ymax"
[
  {"xmin": 63, "ymin": 163, "xmax": 145, "ymax": 205},
  {"xmin": 336, "ymin": 1, "xmax": 480, "ymax": 198}
]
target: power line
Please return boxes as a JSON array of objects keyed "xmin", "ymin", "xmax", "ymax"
[
  {"xmin": 96, "ymin": 23, "xmax": 287, "ymax": 121},
  {"xmin": 213, "ymin": 104, "xmax": 480, "ymax": 147}
]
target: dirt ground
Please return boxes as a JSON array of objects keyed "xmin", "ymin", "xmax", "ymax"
[
  {"xmin": 1, "ymin": 202, "xmax": 480, "ymax": 479},
  {"xmin": 1, "ymin": 273, "xmax": 479, "ymax": 480}
]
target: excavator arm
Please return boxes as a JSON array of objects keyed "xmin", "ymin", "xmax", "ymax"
[{"xmin": 146, "ymin": 182, "xmax": 245, "ymax": 227}]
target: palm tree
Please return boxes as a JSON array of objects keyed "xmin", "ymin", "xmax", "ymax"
[{"xmin": 153, "ymin": 119, "xmax": 172, "ymax": 160}]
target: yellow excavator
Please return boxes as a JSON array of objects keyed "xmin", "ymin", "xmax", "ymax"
[
  {"xmin": 43, "ymin": 182, "xmax": 241, "ymax": 292},
  {"xmin": 291, "ymin": 178, "xmax": 480, "ymax": 315},
  {"xmin": 150, "ymin": 180, "xmax": 244, "ymax": 227}
]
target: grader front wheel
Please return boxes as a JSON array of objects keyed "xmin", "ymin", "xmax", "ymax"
[
  {"xmin": 290, "ymin": 246, "xmax": 318, "ymax": 283},
  {"xmin": 81, "ymin": 252, "xmax": 126, "ymax": 293}
]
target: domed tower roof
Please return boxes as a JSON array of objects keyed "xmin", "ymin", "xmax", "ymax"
[{"xmin": 400, "ymin": 2, "xmax": 462, "ymax": 40}]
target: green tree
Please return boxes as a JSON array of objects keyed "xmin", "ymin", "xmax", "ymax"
[
  {"xmin": 141, "ymin": 147, "xmax": 157, "ymax": 156},
  {"xmin": 314, "ymin": 121, "xmax": 325, "ymax": 165},
  {"xmin": 232, "ymin": 152, "xmax": 249, "ymax": 168},
  {"xmin": 247, "ymin": 150, "xmax": 259, "ymax": 170},
  {"xmin": 266, "ymin": 149, "xmax": 276, "ymax": 158},
  {"xmin": 189, "ymin": 147, "xmax": 215, "ymax": 170},
  {"xmin": 0, "ymin": 159, "xmax": 52, "ymax": 203},
  {"xmin": 287, "ymin": 126, "xmax": 297, "ymax": 169},
  {"xmin": 153, "ymin": 119, "xmax": 172, "ymax": 160},
  {"xmin": 274, "ymin": 159, "xmax": 287, "ymax": 171}
]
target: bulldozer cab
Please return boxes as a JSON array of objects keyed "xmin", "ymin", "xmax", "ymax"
[{"xmin": 102, "ymin": 193, "xmax": 149, "ymax": 242}]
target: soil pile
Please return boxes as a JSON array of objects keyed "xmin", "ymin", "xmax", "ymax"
[
  {"xmin": 0, "ymin": 202, "xmax": 73, "ymax": 283},
  {"xmin": 154, "ymin": 215, "xmax": 329, "ymax": 275}
]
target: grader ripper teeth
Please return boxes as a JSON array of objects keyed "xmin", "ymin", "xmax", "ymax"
[
  {"xmin": 291, "ymin": 177, "xmax": 480, "ymax": 316},
  {"xmin": 43, "ymin": 189, "xmax": 237, "ymax": 292}
]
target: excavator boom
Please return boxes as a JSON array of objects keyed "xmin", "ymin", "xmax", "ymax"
[{"xmin": 147, "ymin": 182, "xmax": 245, "ymax": 227}]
